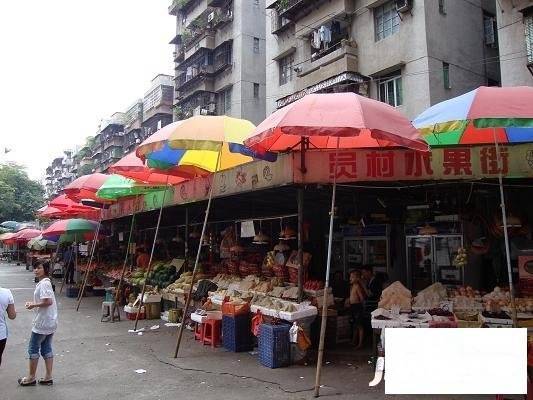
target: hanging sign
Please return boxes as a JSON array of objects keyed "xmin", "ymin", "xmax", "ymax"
[{"xmin": 296, "ymin": 144, "xmax": 533, "ymax": 183}]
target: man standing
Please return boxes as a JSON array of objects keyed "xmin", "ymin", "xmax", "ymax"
[
  {"xmin": 361, "ymin": 266, "xmax": 383, "ymax": 302},
  {"xmin": 63, "ymin": 245, "xmax": 75, "ymax": 284},
  {"xmin": 0, "ymin": 285, "xmax": 16, "ymax": 366}
]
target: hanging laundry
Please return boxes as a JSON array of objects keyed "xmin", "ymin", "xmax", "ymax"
[
  {"xmin": 312, "ymin": 30, "xmax": 321, "ymax": 49},
  {"xmin": 319, "ymin": 25, "xmax": 332, "ymax": 47}
]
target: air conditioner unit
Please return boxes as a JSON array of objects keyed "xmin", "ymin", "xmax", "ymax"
[
  {"xmin": 208, "ymin": 12, "xmax": 215, "ymax": 23},
  {"xmin": 200, "ymin": 108, "xmax": 209, "ymax": 115},
  {"xmin": 395, "ymin": 0, "xmax": 412, "ymax": 13}
]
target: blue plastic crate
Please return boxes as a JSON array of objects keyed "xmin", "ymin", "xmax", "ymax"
[
  {"xmin": 258, "ymin": 324, "xmax": 290, "ymax": 368},
  {"xmin": 65, "ymin": 287, "xmax": 79, "ymax": 298},
  {"xmin": 222, "ymin": 314, "xmax": 253, "ymax": 352}
]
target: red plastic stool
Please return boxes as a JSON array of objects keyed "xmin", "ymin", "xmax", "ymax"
[
  {"xmin": 194, "ymin": 322, "xmax": 204, "ymax": 341},
  {"xmin": 202, "ymin": 319, "xmax": 221, "ymax": 347}
]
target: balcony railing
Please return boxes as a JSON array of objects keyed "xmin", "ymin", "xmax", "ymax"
[
  {"xmin": 271, "ymin": 9, "xmax": 292, "ymax": 34},
  {"xmin": 169, "ymin": 0, "xmax": 196, "ymax": 16},
  {"xmin": 277, "ymin": 0, "xmax": 312, "ymax": 19},
  {"xmin": 176, "ymin": 64, "xmax": 214, "ymax": 88}
]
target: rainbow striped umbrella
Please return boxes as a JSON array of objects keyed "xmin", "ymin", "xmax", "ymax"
[
  {"xmin": 136, "ymin": 116, "xmax": 276, "ymax": 176},
  {"xmin": 413, "ymin": 86, "xmax": 533, "ymax": 146}
]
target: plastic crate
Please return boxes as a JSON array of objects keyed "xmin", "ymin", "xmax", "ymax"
[
  {"xmin": 222, "ymin": 314, "xmax": 253, "ymax": 352},
  {"xmin": 258, "ymin": 324, "xmax": 290, "ymax": 368}
]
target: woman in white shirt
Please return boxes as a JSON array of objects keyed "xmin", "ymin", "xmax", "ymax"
[
  {"xmin": 18, "ymin": 260, "xmax": 58, "ymax": 386},
  {"xmin": 0, "ymin": 285, "xmax": 16, "ymax": 366}
]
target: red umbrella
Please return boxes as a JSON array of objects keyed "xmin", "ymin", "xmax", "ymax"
[
  {"xmin": 109, "ymin": 151, "xmax": 187, "ymax": 185},
  {"xmin": 63, "ymin": 173, "xmax": 113, "ymax": 203},
  {"xmin": 13, "ymin": 229, "xmax": 41, "ymax": 241},
  {"xmin": 245, "ymin": 92, "xmax": 427, "ymax": 153},
  {"xmin": 244, "ymin": 93, "xmax": 427, "ymax": 396},
  {"xmin": 38, "ymin": 205, "xmax": 99, "ymax": 220}
]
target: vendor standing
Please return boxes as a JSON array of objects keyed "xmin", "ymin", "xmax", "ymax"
[
  {"xmin": 361, "ymin": 266, "xmax": 383, "ymax": 302},
  {"xmin": 347, "ymin": 270, "xmax": 366, "ymax": 349},
  {"xmin": 136, "ymin": 246, "xmax": 150, "ymax": 270}
]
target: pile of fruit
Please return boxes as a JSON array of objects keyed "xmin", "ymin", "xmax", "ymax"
[
  {"xmin": 129, "ymin": 269, "xmax": 147, "ymax": 287},
  {"xmin": 304, "ymin": 280, "xmax": 324, "ymax": 291},
  {"xmin": 146, "ymin": 262, "xmax": 178, "ymax": 289}
]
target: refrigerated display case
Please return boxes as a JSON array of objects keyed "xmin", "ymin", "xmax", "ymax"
[
  {"xmin": 406, "ymin": 234, "xmax": 464, "ymax": 291},
  {"xmin": 327, "ymin": 225, "xmax": 390, "ymax": 278}
]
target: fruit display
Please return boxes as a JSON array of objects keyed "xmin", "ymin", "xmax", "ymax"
[
  {"xmin": 304, "ymin": 280, "xmax": 324, "ymax": 291},
  {"xmin": 146, "ymin": 263, "xmax": 178, "ymax": 289},
  {"xmin": 483, "ymin": 286, "xmax": 511, "ymax": 311},
  {"xmin": 251, "ymin": 294, "xmax": 298, "ymax": 313},
  {"xmin": 413, "ymin": 282, "xmax": 447, "ymax": 309},
  {"xmin": 129, "ymin": 269, "xmax": 147, "ymax": 287},
  {"xmin": 211, "ymin": 273, "xmax": 242, "ymax": 289},
  {"xmin": 162, "ymin": 272, "xmax": 194, "ymax": 294},
  {"xmin": 378, "ymin": 281, "xmax": 412, "ymax": 311},
  {"xmin": 453, "ymin": 247, "xmax": 468, "ymax": 268}
]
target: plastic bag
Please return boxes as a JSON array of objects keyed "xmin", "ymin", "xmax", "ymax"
[
  {"xmin": 289, "ymin": 322, "xmax": 298, "ymax": 343},
  {"xmin": 251, "ymin": 311, "xmax": 264, "ymax": 337}
]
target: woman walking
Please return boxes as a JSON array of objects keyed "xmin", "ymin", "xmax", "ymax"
[
  {"xmin": 18, "ymin": 260, "xmax": 57, "ymax": 386},
  {"xmin": 0, "ymin": 284, "xmax": 16, "ymax": 366}
]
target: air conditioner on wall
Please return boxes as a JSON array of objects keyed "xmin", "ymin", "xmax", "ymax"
[{"xmin": 395, "ymin": 0, "xmax": 412, "ymax": 13}]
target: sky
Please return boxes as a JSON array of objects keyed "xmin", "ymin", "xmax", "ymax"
[{"xmin": 0, "ymin": 0, "xmax": 175, "ymax": 181}]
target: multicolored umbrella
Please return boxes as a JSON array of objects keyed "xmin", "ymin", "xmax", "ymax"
[
  {"xmin": 27, "ymin": 235, "xmax": 57, "ymax": 250},
  {"xmin": 42, "ymin": 219, "xmax": 98, "ymax": 238},
  {"xmin": 0, "ymin": 232, "xmax": 16, "ymax": 243},
  {"xmin": 136, "ymin": 116, "xmax": 275, "ymax": 176},
  {"xmin": 244, "ymin": 92, "xmax": 428, "ymax": 153},
  {"xmin": 413, "ymin": 86, "xmax": 533, "ymax": 146},
  {"xmin": 64, "ymin": 173, "xmax": 111, "ymax": 202},
  {"xmin": 109, "ymin": 151, "xmax": 187, "ymax": 185}
]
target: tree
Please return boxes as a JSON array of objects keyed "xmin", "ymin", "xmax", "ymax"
[{"xmin": 0, "ymin": 163, "xmax": 44, "ymax": 222}]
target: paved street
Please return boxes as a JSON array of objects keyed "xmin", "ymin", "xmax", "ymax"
[{"xmin": 0, "ymin": 262, "xmax": 520, "ymax": 400}]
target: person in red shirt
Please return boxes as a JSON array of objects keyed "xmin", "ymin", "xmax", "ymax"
[{"xmin": 136, "ymin": 247, "xmax": 150, "ymax": 270}]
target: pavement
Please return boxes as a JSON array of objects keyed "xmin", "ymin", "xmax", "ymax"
[{"xmin": 0, "ymin": 261, "xmax": 522, "ymax": 400}]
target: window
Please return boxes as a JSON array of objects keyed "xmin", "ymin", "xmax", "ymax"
[
  {"xmin": 484, "ymin": 13, "xmax": 497, "ymax": 47},
  {"xmin": 439, "ymin": 0, "xmax": 446, "ymax": 15},
  {"xmin": 443, "ymin": 62, "xmax": 451, "ymax": 89},
  {"xmin": 219, "ymin": 87, "xmax": 232, "ymax": 114},
  {"xmin": 378, "ymin": 74, "xmax": 402, "ymax": 107},
  {"xmin": 253, "ymin": 37, "xmax": 260, "ymax": 53},
  {"xmin": 374, "ymin": 1, "xmax": 400, "ymax": 41},
  {"xmin": 279, "ymin": 54, "xmax": 294, "ymax": 85},
  {"xmin": 253, "ymin": 83, "xmax": 260, "ymax": 99}
]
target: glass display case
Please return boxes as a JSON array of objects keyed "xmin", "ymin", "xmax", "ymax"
[{"xmin": 406, "ymin": 234, "xmax": 464, "ymax": 291}]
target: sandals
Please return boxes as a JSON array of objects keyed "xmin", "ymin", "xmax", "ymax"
[
  {"xmin": 18, "ymin": 377, "xmax": 36, "ymax": 386},
  {"xmin": 38, "ymin": 378, "xmax": 53, "ymax": 386}
]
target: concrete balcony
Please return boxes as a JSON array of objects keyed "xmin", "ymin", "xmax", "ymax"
[
  {"xmin": 169, "ymin": 0, "xmax": 198, "ymax": 16},
  {"xmin": 175, "ymin": 78, "xmax": 215, "ymax": 102},
  {"xmin": 183, "ymin": 0, "xmax": 210, "ymax": 28},
  {"xmin": 296, "ymin": 40, "xmax": 358, "ymax": 91},
  {"xmin": 184, "ymin": 32, "xmax": 215, "ymax": 59},
  {"xmin": 296, "ymin": 0, "xmax": 355, "ymax": 36},
  {"xmin": 103, "ymin": 136, "xmax": 124, "ymax": 150}
]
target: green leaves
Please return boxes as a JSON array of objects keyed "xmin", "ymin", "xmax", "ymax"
[{"xmin": 0, "ymin": 163, "xmax": 44, "ymax": 222}]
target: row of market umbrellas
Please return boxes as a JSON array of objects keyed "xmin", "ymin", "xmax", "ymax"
[{"xmin": 22, "ymin": 86, "xmax": 533, "ymax": 397}]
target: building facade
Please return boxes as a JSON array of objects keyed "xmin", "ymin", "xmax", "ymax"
[
  {"xmin": 496, "ymin": 0, "xmax": 533, "ymax": 86},
  {"xmin": 43, "ymin": 76, "xmax": 175, "ymax": 198},
  {"xmin": 169, "ymin": 0, "xmax": 266, "ymax": 125},
  {"xmin": 265, "ymin": 0, "xmax": 501, "ymax": 119}
]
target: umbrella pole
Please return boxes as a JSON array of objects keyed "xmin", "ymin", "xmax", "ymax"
[
  {"xmin": 493, "ymin": 128, "xmax": 518, "ymax": 327},
  {"xmin": 314, "ymin": 138, "xmax": 340, "ymax": 398},
  {"xmin": 174, "ymin": 148, "xmax": 221, "ymax": 358},
  {"xmin": 115, "ymin": 204, "xmax": 137, "ymax": 305},
  {"xmin": 76, "ymin": 215, "xmax": 103, "ymax": 311},
  {"xmin": 133, "ymin": 184, "xmax": 169, "ymax": 331},
  {"xmin": 59, "ymin": 245, "xmax": 73, "ymax": 295}
]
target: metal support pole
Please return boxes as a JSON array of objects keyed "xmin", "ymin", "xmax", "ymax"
[
  {"xmin": 133, "ymin": 184, "xmax": 170, "ymax": 331},
  {"xmin": 493, "ymin": 128, "xmax": 518, "ymax": 327},
  {"xmin": 184, "ymin": 207, "xmax": 189, "ymax": 259},
  {"xmin": 297, "ymin": 187, "xmax": 305, "ymax": 302},
  {"xmin": 115, "ymin": 208, "xmax": 137, "ymax": 305},
  {"xmin": 76, "ymin": 215, "xmax": 102, "ymax": 311},
  {"xmin": 314, "ymin": 137, "xmax": 340, "ymax": 397},
  {"xmin": 174, "ymin": 148, "xmax": 221, "ymax": 358}
]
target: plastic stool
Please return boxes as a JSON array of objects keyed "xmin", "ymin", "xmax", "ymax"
[
  {"xmin": 101, "ymin": 301, "xmax": 120, "ymax": 322},
  {"xmin": 194, "ymin": 322, "xmax": 204, "ymax": 341},
  {"xmin": 202, "ymin": 319, "xmax": 221, "ymax": 347}
]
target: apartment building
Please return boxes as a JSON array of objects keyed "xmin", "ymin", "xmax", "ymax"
[
  {"xmin": 496, "ymin": 0, "xmax": 533, "ymax": 86},
  {"xmin": 44, "ymin": 151, "xmax": 75, "ymax": 199},
  {"xmin": 265, "ymin": 0, "xmax": 500, "ymax": 119},
  {"xmin": 123, "ymin": 99, "xmax": 145, "ymax": 155},
  {"xmin": 142, "ymin": 74, "xmax": 175, "ymax": 135},
  {"xmin": 169, "ymin": 0, "xmax": 266, "ymax": 125}
]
